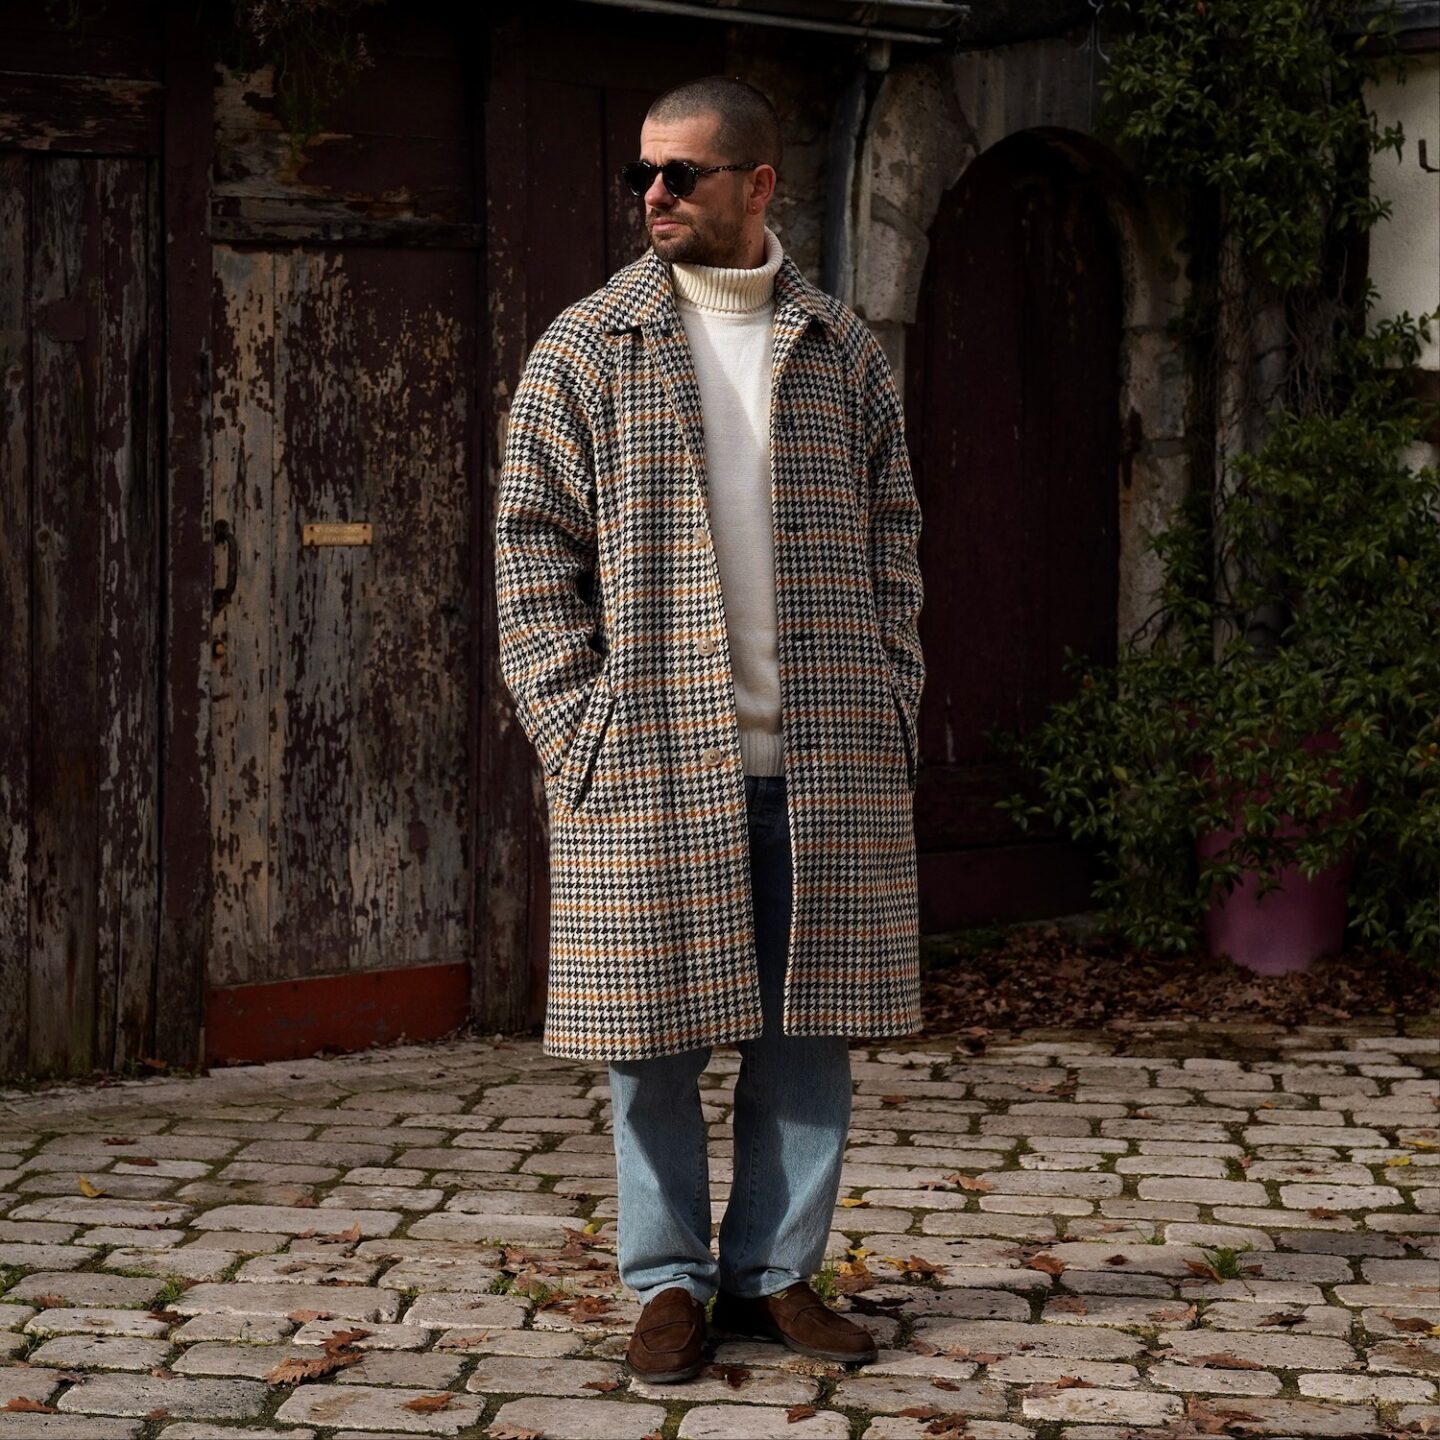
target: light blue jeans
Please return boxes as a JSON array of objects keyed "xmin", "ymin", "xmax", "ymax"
[{"xmin": 608, "ymin": 773, "xmax": 853, "ymax": 1306}]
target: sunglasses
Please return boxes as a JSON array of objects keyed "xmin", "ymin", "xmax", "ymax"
[{"xmin": 620, "ymin": 159, "xmax": 759, "ymax": 199}]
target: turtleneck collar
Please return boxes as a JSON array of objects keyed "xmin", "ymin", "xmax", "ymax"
[{"xmin": 670, "ymin": 227, "xmax": 783, "ymax": 316}]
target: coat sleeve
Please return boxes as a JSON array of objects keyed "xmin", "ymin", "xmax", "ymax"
[
  {"xmin": 494, "ymin": 317, "xmax": 605, "ymax": 778},
  {"xmin": 861, "ymin": 331, "xmax": 925, "ymax": 731}
]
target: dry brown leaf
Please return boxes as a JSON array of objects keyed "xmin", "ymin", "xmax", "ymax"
[
  {"xmin": 932, "ymin": 1377, "xmax": 962, "ymax": 1391},
  {"xmin": 832, "ymin": 1258, "xmax": 876, "ymax": 1295},
  {"xmin": 952, "ymin": 1175, "xmax": 994, "ymax": 1193},
  {"xmin": 1049, "ymin": 1294, "xmax": 1089, "ymax": 1315},
  {"xmin": 1187, "ymin": 1351, "xmax": 1268, "ymax": 1371},
  {"xmin": 286, "ymin": 1308, "xmax": 331, "ymax": 1324},
  {"xmin": 788, "ymin": 1404, "xmax": 818, "ymax": 1422},
  {"xmin": 1185, "ymin": 1396, "xmax": 1261, "ymax": 1434},
  {"xmin": 103, "ymin": 1136, "xmax": 136, "ymax": 1145},
  {"xmin": 567, "ymin": 1295, "xmax": 613, "ymax": 1322},
  {"xmin": 880, "ymin": 1094, "xmax": 908, "ymax": 1106},
  {"xmin": 487, "ymin": 1427, "xmax": 546, "ymax": 1440},
  {"xmin": 3, "ymin": 1398, "xmax": 59, "ymax": 1413},
  {"xmin": 1183, "ymin": 1259, "xmax": 1224, "ymax": 1285},
  {"xmin": 1308, "ymin": 1206, "xmax": 1339, "ymax": 1220},
  {"xmin": 898, "ymin": 1407, "xmax": 945, "ymax": 1420},
  {"xmin": 145, "ymin": 1408, "xmax": 170, "ymax": 1421},
  {"xmin": 1386, "ymin": 1314, "xmax": 1435, "ymax": 1334},
  {"xmin": 149, "ymin": 1366, "xmax": 174, "ymax": 1379},
  {"xmin": 31, "ymin": 1293, "xmax": 66, "ymax": 1309},
  {"xmin": 403, "ymin": 1392, "xmax": 455, "ymax": 1413},
  {"xmin": 581, "ymin": 1379, "xmax": 621, "ymax": 1393},
  {"xmin": 1104, "ymin": 1253, "xmax": 1129, "ymax": 1266},
  {"xmin": 317, "ymin": 1221, "xmax": 363, "ymax": 1245},
  {"xmin": 703, "ymin": 1362, "xmax": 751, "ymax": 1388},
  {"xmin": 1148, "ymin": 1304, "xmax": 1197, "ymax": 1323},
  {"xmin": 1028, "ymin": 1253, "xmax": 1066, "ymax": 1277},
  {"xmin": 889, "ymin": 1254, "xmax": 946, "ymax": 1278},
  {"xmin": 1257, "ymin": 1311, "xmax": 1305, "ymax": 1328},
  {"xmin": 148, "ymin": 1308, "xmax": 182, "ymax": 1324},
  {"xmin": 266, "ymin": 1348, "xmax": 364, "ymax": 1385},
  {"xmin": 126, "ymin": 1156, "xmax": 159, "ymax": 1167}
]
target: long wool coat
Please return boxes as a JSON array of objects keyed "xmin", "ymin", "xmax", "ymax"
[{"xmin": 494, "ymin": 245, "xmax": 925, "ymax": 1062}]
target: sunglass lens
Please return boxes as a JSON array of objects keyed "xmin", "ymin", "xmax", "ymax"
[
  {"xmin": 661, "ymin": 161, "xmax": 696, "ymax": 198},
  {"xmin": 621, "ymin": 162, "xmax": 657, "ymax": 197}
]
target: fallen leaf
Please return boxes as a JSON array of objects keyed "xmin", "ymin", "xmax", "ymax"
[
  {"xmin": 403, "ymin": 1392, "xmax": 455, "ymax": 1413},
  {"xmin": 567, "ymin": 1295, "xmax": 613, "ymax": 1322},
  {"xmin": 933, "ymin": 1378, "xmax": 962, "ymax": 1390},
  {"xmin": 149, "ymin": 1366, "xmax": 174, "ymax": 1378},
  {"xmin": 1258, "ymin": 1311, "xmax": 1305, "ymax": 1327},
  {"xmin": 77, "ymin": 1176, "xmax": 107, "ymax": 1198},
  {"xmin": 318, "ymin": 1221, "xmax": 363, "ymax": 1244},
  {"xmin": 1028, "ymin": 1253, "xmax": 1066, "ymax": 1277},
  {"xmin": 702, "ymin": 1362, "xmax": 751, "ymax": 1388},
  {"xmin": 889, "ymin": 1254, "xmax": 946, "ymax": 1279},
  {"xmin": 1104, "ymin": 1253, "xmax": 1129, "ymax": 1265},
  {"xmin": 1049, "ymin": 1294, "xmax": 1089, "ymax": 1315},
  {"xmin": 952, "ymin": 1175, "xmax": 994, "ymax": 1193},
  {"xmin": 1387, "ymin": 1155, "xmax": 1413, "ymax": 1167},
  {"xmin": 1183, "ymin": 1259, "xmax": 1224, "ymax": 1285},
  {"xmin": 899, "ymin": 1407, "xmax": 945, "ymax": 1420},
  {"xmin": 286, "ymin": 1309, "xmax": 332, "ymax": 1324},
  {"xmin": 31, "ymin": 1293, "xmax": 67, "ymax": 1308},
  {"xmin": 581, "ymin": 1378, "xmax": 621, "ymax": 1393},
  {"xmin": 148, "ymin": 1308, "xmax": 182, "ymax": 1324},
  {"xmin": 1053, "ymin": 1375, "xmax": 1092, "ymax": 1388},
  {"xmin": 1387, "ymin": 1314, "xmax": 1435, "ymax": 1334},
  {"xmin": 832, "ymin": 1258, "xmax": 876, "ymax": 1295},
  {"xmin": 3, "ymin": 1398, "xmax": 59, "ymax": 1413},
  {"xmin": 788, "ymin": 1404, "xmax": 818, "ymax": 1422},
  {"xmin": 880, "ymin": 1095, "xmax": 908, "ymax": 1106},
  {"xmin": 126, "ymin": 1156, "xmax": 159, "ymax": 1167},
  {"xmin": 145, "ymin": 1408, "xmax": 170, "ymax": 1420},
  {"xmin": 102, "ymin": 1136, "xmax": 136, "ymax": 1146},
  {"xmin": 1186, "ymin": 1351, "xmax": 1268, "ymax": 1370},
  {"xmin": 838, "ymin": 1197, "xmax": 870, "ymax": 1208},
  {"xmin": 273, "ymin": 1342, "xmax": 364, "ymax": 1384},
  {"xmin": 1308, "ymin": 1207, "xmax": 1339, "ymax": 1220},
  {"xmin": 1236, "ymin": 1155, "xmax": 1253, "ymax": 1170},
  {"xmin": 487, "ymin": 1428, "xmax": 545, "ymax": 1440},
  {"xmin": 1185, "ymin": 1396, "xmax": 1261, "ymax": 1434},
  {"xmin": 1147, "ymin": 1304, "xmax": 1197, "ymax": 1323}
]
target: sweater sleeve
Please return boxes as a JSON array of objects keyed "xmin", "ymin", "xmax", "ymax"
[
  {"xmin": 861, "ymin": 330, "xmax": 926, "ymax": 735},
  {"xmin": 493, "ymin": 316, "xmax": 605, "ymax": 777}
]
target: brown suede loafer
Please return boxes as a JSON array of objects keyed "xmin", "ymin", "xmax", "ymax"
[
  {"xmin": 626, "ymin": 1286, "xmax": 707, "ymax": 1383},
  {"xmin": 713, "ymin": 1281, "xmax": 878, "ymax": 1363}
]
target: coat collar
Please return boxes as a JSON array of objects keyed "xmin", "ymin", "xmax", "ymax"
[{"xmin": 595, "ymin": 246, "xmax": 835, "ymax": 340}]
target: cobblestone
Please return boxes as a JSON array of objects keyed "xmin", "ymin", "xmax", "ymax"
[{"xmin": 0, "ymin": 1020, "xmax": 1432, "ymax": 1438}]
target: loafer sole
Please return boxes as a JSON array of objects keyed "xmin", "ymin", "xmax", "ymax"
[
  {"xmin": 626, "ymin": 1357, "xmax": 705, "ymax": 1384},
  {"xmin": 718, "ymin": 1317, "xmax": 876, "ymax": 1365}
]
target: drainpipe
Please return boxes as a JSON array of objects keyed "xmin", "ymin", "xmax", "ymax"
[{"xmin": 821, "ymin": 40, "xmax": 891, "ymax": 305}]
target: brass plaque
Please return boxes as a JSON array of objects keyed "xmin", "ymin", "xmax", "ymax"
[{"xmin": 303, "ymin": 522, "xmax": 373, "ymax": 547}]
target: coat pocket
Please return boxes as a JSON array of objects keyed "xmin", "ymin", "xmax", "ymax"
[
  {"xmin": 887, "ymin": 675, "xmax": 918, "ymax": 792},
  {"xmin": 557, "ymin": 675, "xmax": 617, "ymax": 812}
]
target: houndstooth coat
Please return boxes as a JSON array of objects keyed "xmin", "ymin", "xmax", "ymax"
[{"xmin": 494, "ymin": 245, "xmax": 924, "ymax": 1061}]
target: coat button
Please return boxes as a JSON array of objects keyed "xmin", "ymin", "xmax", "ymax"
[
  {"xmin": 691, "ymin": 525, "xmax": 708, "ymax": 546},
  {"xmin": 695, "ymin": 636, "xmax": 717, "ymax": 656},
  {"xmin": 701, "ymin": 746, "xmax": 723, "ymax": 768}
]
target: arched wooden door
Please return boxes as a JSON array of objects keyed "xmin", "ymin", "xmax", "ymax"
[{"xmin": 905, "ymin": 131, "xmax": 1122, "ymax": 930}]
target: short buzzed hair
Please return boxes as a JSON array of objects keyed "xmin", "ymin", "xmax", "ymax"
[{"xmin": 646, "ymin": 76, "xmax": 783, "ymax": 174}]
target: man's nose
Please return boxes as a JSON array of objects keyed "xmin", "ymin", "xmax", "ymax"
[{"xmin": 645, "ymin": 172, "xmax": 673, "ymax": 208}]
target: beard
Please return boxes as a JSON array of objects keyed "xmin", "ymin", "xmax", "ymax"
[{"xmin": 646, "ymin": 208, "xmax": 747, "ymax": 267}]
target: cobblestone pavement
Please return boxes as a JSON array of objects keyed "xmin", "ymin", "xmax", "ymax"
[{"xmin": 0, "ymin": 1022, "xmax": 1435, "ymax": 1440}]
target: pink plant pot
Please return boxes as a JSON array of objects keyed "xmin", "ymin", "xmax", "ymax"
[{"xmin": 1194, "ymin": 730, "xmax": 1363, "ymax": 977}]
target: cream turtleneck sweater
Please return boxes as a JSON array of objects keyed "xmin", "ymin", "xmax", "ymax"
[{"xmin": 670, "ymin": 227, "xmax": 786, "ymax": 777}]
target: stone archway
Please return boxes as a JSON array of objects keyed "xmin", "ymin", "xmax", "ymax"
[{"xmin": 852, "ymin": 55, "xmax": 1193, "ymax": 926}]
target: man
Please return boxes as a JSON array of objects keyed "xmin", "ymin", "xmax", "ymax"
[{"xmin": 494, "ymin": 76, "xmax": 924, "ymax": 1384}]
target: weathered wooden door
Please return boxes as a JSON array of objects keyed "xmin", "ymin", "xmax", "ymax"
[
  {"xmin": 906, "ymin": 132, "xmax": 1122, "ymax": 928},
  {"xmin": 0, "ymin": 153, "xmax": 163, "ymax": 1078},
  {"xmin": 202, "ymin": 6, "xmax": 482, "ymax": 1056}
]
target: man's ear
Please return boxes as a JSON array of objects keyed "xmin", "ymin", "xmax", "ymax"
[{"xmin": 750, "ymin": 164, "xmax": 778, "ymax": 211}]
